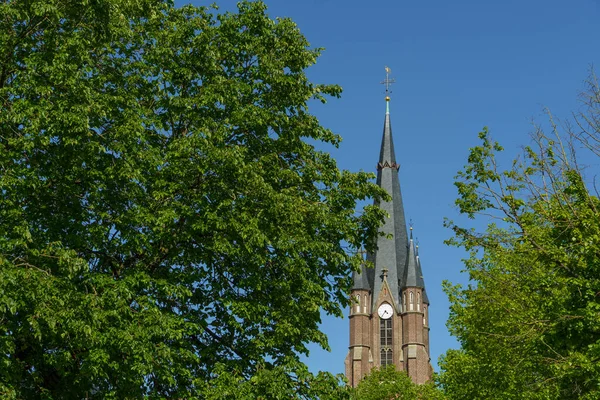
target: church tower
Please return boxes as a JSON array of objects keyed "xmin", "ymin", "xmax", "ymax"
[{"xmin": 345, "ymin": 68, "xmax": 432, "ymax": 386}]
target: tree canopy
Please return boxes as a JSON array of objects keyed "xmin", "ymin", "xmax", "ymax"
[
  {"xmin": 0, "ymin": 0, "xmax": 385, "ymax": 398},
  {"xmin": 352, "ymin": 366, "xmax": 445, "ymax": 400},
  {"xmin": 439, "ymin": 72, "xmax": 600, "ymax": 399}
]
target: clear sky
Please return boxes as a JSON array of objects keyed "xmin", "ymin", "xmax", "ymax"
[{"xmin": 178, "ymin": 0, "xmax": 600, "ymax": 376}]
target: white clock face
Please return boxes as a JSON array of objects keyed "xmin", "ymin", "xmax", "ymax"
[{"xmin": 378, "ymin": 303, "xmax": 393, "ymax": 319}]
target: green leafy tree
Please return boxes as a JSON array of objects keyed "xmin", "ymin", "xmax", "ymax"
[
  {"xmin": 352, "ymin": 366, "xmax": 445, "ymax": 400},
  {"xmin": 439, "ymin": 71, "xmax": 600, "ymax": 399},
  {"xmin": 0, "ymin": 0, "xmax": 386, "ymax": 398}
]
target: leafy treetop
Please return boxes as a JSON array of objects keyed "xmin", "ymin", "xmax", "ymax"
[{"xmin": 0, "ymin": 0, "xmax": 386, "ymax": 398}]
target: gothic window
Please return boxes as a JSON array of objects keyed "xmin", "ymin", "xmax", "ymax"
[
  {"xmin": 363, "ymin": 295, "xmax": 367, "ymax": 314},
  {"xmin": 417, "ymin": 292, "xmax": 421, "ymax": 311},
  {"xmin": 354, "ymin": 295, "xmax": 360, "ymax": 314},
  {"xmin": 380, "ymin": 318, "xmax": 393, "ymax": 366},
  {"xmin": 424, "ymin": 305, "xmax": 428, "ymax": 326},
  {"xmin": 380, "ymin": 348, "xmax": 393, "ymax": 366},
  {"xmin": 403, "ymin": 293, "xmax": 406, "ymax": 312},
  {"xmin": 409, "ymin": 291, "xmax": 414, "ymax": 311}
]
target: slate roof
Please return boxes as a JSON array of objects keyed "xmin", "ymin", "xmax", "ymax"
[
  {"xmin": 352, "ymin": 258, "xmax": 371, "ymax": 291},
  {"xmin": 416, "ymin": 246, "xmax": 429, "ymax": 304},
  {"xmin": 404, "ymin": 230, "xmax": 420, "ymax": 287}
]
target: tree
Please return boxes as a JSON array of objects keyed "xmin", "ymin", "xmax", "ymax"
[
  {"xmin": 439, "ymin": 71, "xmax": 600, "ymax": 399},
  {"xmin": 352, "ymin": 366, "xmax": 445, "ymax": 400},
  {"xmin": 0, "ymin": 0, "xmax": 386, "ymax": 398}
]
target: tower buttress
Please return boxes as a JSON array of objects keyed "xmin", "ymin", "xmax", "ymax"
[
  {"xmin": 346, "ymin": 253, "xmax": 373, "ymax": 386},
  {"xmin": 401, "ymin": 228, "xmax": 431, "ymax": 383}
]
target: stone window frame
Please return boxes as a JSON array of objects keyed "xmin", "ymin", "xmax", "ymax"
[{"xmin": 379, "ymin": 317, "xmax": 393, "ymax": 366}]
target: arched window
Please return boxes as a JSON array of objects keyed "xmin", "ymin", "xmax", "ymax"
[
  {"xmin": 417, "ymin": 292, "xmax": 421, "ymax": 311},
  {"xmin": 380, "ymin": 317, "xmax": 393, "ymax": 366},
  {"xmin": 354, "ymin": 295, "xmax": 360, "ymax": 314},
  {"xmin": 403, "ymin": 293, "xmax": 406, "ymax": 312},
  {"xmin": 380, "ymin": 348, "xmax": 393, "ymax": 367},
  {"xmin": 423, "ymin": 305, "xmax": 428, "ymax": 326},
  {"xmin": 409, "ymin": 291, "xmax": 414, "ymax": 311},
  {"xmin": 363, "ymin": 295, "xmax": 367, "ymax": 314}
]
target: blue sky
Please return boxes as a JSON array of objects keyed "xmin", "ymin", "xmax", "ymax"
[{"xmin": 179, "ymin": 0, "xmax": 600, "ymax": 376}]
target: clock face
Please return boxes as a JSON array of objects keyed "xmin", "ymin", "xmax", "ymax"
[{"xmin": 378, "ymin": 303, "xmax": 393, "ymax": 319}]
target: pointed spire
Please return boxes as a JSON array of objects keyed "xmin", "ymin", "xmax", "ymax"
[
  {"xmin": 352, "ymin": 247, "xmax": 370, "ymax": 290},
  {"xmin": 404, "ymin": 227, "xmax": 420, "ymax": 287},
  {"xmin": 370, "ymin": 67, "xmax": 409, "ymax": 309},
  {"xmin": 403, "ymin": 226, "xmax": 428, "ymax": 303},
  {"xmin": 415, "ymin": 238, "xmax": 430, "ymax": 304}
]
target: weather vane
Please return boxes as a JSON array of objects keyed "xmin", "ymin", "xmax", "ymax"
[{"xmin": 381, "ymin": 66, "xmax": 396, "ymax": 96}]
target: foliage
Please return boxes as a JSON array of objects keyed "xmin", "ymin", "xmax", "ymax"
[
  {"xmin": 439, "ymin": 71, "xmax": 600, "ymax": 399},
  {"xmin": 0, "ymin": 0, "xmax": 386, "ymax": 398},
  {"xmin": 352, "ymin": 366, "xmax": 445, "ymax": 400}
]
